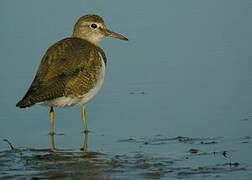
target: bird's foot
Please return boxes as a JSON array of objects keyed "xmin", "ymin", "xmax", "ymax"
[
  {"xmin": 48, "ymin": 132, "xmax": 64, "ymax": 136},
  {"xmin": 48, "ymin": 132, "xmax": 55, "ymax": 136},
  {"xmin": 82, "ymin": 130, "xmax": 90, "ymax": 134}
]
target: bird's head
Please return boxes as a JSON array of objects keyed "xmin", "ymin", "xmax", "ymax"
[{"xmin": 73, "ymin": 14, "xmax": 128, "ymax": 45}]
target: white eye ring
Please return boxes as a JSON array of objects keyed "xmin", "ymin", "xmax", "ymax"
[{"xmin": 90, "ymin": 23, "xmax": 98, "ymax": 29}]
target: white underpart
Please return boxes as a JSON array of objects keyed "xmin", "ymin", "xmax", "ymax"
[
  {"xmin": 84, "ymin": 32, "xmax": 104, "ymax": 45},
  {"xmin": 41, "ymin": 52, "xmax": 106, "ymax": 107}
]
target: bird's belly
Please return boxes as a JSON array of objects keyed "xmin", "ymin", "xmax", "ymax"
[
  {"xmin": 41, "ymin": 58, "xmax": 106, "ymax": 107},
  {"xmin": 41, "ymin": 96, "xmax": 81, "ymax": 107}
]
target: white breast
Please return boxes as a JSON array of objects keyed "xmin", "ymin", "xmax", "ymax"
[{"xmin": 41, "ymin": 52, "xmax": 106, "ymax": 107}]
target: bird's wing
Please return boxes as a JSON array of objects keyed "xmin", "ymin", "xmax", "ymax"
[{"xmin": 16, "ymin": 37, "xmax": 105, "ymax": 108}]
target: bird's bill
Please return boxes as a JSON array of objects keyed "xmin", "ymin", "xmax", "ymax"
[{"xmin": 105, "ymin": 29, "xmax": 128, "ymax": 41}]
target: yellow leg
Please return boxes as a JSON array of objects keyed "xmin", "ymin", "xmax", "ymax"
[
  {"xmin": 81, "ymin": 106, "xmax": 88, "ymax": 133},
  {"xmin": 49, "ymin": 107, "xmax": 55, "ymax": 135}
]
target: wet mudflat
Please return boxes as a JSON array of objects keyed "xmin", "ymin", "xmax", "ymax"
[
  {"xmin": 1, "ymin": 0, "xmax": 252, "ymax": 179},
  {"xmin": 0, "ymin": 133, "xmax": 252, "ymax": 179}
]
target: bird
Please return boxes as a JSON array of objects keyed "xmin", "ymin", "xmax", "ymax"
[{"xmin": 16, "ymin": 14, "xmax": 128, "ymax": 137}]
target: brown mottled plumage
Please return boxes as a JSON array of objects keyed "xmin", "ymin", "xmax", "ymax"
[{"xmin": 16, "ymin": 37, "xmax": 106, "ymax": 108}]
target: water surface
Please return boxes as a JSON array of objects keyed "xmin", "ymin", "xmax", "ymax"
[{"xmin": 0, "ymin": 0, "xmax": 252, "ymax": 179}]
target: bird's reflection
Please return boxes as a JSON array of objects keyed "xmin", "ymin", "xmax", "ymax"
[
  {"xmin": 49, "ymin": 132, "xmax": 89, "ymax": 157},
  {"xmin": 83, "ymin": 132, "xmax": 89, "ymax": 157},
  {"xmin": 49, "ymin": 133, "xmax": 56, "ymax": 151},
  {"xmin": 25, "ymin": 132, "xmax": 111, "ymax": 179}
]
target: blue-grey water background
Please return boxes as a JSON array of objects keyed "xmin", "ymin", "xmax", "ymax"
[{"xmin": 0, "ymin": 0, "xmax": 252, "ymax": 179}]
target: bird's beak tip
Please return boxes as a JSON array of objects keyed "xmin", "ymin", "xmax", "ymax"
[{"xmin": 121, "ymin": 36, "xmax": 129, "ymax": 41}]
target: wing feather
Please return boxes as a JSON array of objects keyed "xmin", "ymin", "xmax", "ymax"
[{"xmin": 16, "ymin": 37, "xmax": 105, "ymax": 108}]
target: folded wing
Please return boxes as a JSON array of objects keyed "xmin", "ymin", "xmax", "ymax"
[{"xmin": 16, "ymin": 37, "xmax": 106, "ymax": 108}]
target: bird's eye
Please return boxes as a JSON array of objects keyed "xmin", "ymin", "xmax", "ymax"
[{"xmin": 91, "ymin": 24, "xmax": 97, "ymax": 29}]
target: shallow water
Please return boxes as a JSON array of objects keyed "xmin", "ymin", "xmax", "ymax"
[
  {"xmin": 0, "ymin": 134, "xmax": 251, "ymax": 179},
  {"xmin": 1, "ymin": 0, "xmax": 252, "ymax": 179}
]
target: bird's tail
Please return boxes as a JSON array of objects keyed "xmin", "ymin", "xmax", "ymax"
[
  {"xmin": 16, "ymin": 88, "xmax": 36, "ymax": 108},
  {"xmin": 16, "ymin": 98, "xmax": 35, "ymax": 108}
]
